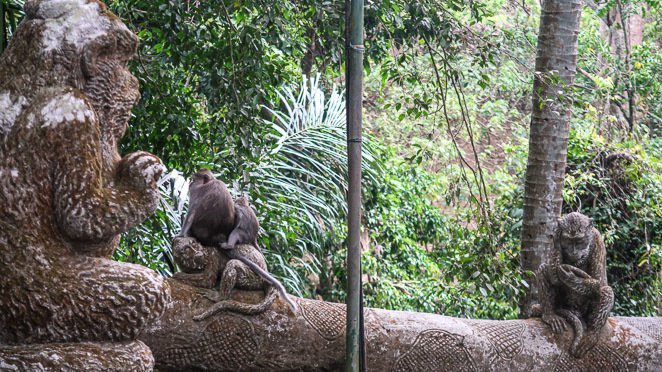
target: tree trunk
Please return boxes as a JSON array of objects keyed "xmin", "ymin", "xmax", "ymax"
[
  {"xmin": 520, "ymin": 0, "xmax": 582, "ymax": 316},
  {"xmin": 134, "ymin": 280, "xmax": 662, "ymax": 371}
]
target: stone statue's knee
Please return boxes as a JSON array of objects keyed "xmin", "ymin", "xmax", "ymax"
[
  {"xmin": 599, "ymin": 285, "xmax": 614, "ymax": 301},
  {"xmin": 72, "ymin": 258, "xmax": 170, "ymax": 340},
  {"xmin": 224, "ymin": 259, "xmax": 242, "ymax": 273}
]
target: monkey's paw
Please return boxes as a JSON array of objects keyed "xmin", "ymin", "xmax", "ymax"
[
  {"xmin": 542, "ymin": 312, "xmax": 567, "ymax": 334},
  {"xmin": 571, "ymin": 331, "xmax": 599, "ymax": 358},
  {"xmin": 117, "ymin": 151, "xmax": 164, "ymax": 191}
]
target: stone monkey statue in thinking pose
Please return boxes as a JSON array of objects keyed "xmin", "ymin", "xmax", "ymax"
[
  {"xmin": 0, "ymin": 0, "xmax": 169, "ymax": 365},
  {"xmin": 536, "ymin": 212, "xmax": 614, "ymax": 357}
]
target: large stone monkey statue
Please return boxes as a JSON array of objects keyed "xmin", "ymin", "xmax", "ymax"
[
  {"xmin": 536, "ymin": 212, "xmax": 614, "ymax": 357},
  {"xmin": 0, "ymin": 0, "xmax": 169, "ymax": 358}
]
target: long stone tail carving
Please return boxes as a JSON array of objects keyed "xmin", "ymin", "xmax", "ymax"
[
  {"xmin": 557, "ymin": 309, "xmax": 584, "ymax": 353},
  {"xmin": 193, "ymin": 287, "xmax": 278, "ymax": 321}
]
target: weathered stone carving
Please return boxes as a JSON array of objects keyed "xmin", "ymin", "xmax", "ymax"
[
  {"xmin": 465, "ymin": 319, "xmax": 525, "ymax": 360},
  {"xmin": 142, "ymin": 282, "xmax": 662, "ymax": 371},
  {"xmin": 619, "ymin": 317, "xmax": 662, "ymax": 343},
  {"xmin": 172, "ymin": 236, "xmax": 222, "ymax": 289},
  {"xmin": 0, "ymin": 340, "xmax": 155, "ymax": 371},
  {"xmin": 392, "ymin": 329, "xmax": 477, "ymax": 372},
  {"xmin": 300, "ymin": 299, "xmax": 347, "ymax": 340},
  {"xmin": 161, "ymin": 315, "xmax": 260, "ymax": 371},
  {"xmin": 536, "ymin": 212, "xmax": 614, "ymax": 357},
  {"xmin": 172, "ymin": 236, "xmax": 278, "ymax": 317},
  {"xmin": 551, "ymin": 343, "xmax": 631, "ymax": 372},
  {"xmin": 0, "ymin": 0, "xmax": 169, "ymax": 367}
]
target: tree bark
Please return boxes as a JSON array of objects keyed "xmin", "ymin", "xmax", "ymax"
[
  {"xmin": 137, "ymin": 280, "xmax": 662, "ymax": 371},
  {"xmin": 520, "ymin": 0, "xmax": 582, "ymax": 316}
]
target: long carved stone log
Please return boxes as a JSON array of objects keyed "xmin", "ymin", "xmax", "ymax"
[{"xmin": 140, "ymin": 280, "xmax": 662, "ymax": 371}]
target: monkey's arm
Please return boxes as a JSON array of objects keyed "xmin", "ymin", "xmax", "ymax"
[
  {"xmin": 558, "ymin": 230, "xmax": 606, "ymax": 297},
  {"xmin": 49, "ymin": 104, "xmax": 162, "ymax": 244},
  {"xmin": 179, "ymin": 209, "xmax": 195, "ymax": 237}
]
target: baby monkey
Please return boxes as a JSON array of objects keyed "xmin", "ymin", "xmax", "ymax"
[
  {"xmin": 218, "ymin": 196, "xmax": 297, "ymax": 313},
  {"xmin": 221, "ymin": 196, "xmax": 259, "ymax": 250}
]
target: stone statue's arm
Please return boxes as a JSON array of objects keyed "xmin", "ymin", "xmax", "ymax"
[
  {"xmin": 557, "ymin": 264, "xmax": 599, "ymax": 296},
  {"xmin": 588, "ymin": 228, "xmax": 609, "ymax": 288},
  {"xmin": 48, "ymin": 94, "xmax": 162, "ymax": 243},
  {"xmin": 560, "ymin": 229, "xmax": 607, "ymax": 296}
]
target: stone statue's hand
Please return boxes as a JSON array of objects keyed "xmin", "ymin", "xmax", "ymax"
[
  {"xmin": 559, "ymin": 264, "xmax": 590, "ymax": 278},
  {"xmin": 557, "ymin": 264, "xmax": 589, "ymax": 292},
  {"xmin": 117, "ymin": 151, "xmax": 164, "ymax": 191},
  {"xmin": 542, "ymin": 312, "xmax": 567, "ymax": 334}
]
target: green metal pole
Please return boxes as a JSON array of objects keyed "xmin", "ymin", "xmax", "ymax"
[{"xmin": 345, "ymin": 0, "xmax": 364, "ymax": 371}]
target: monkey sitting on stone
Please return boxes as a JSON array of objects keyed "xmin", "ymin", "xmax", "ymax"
[
  {"xmin": 536, "ymin": 212, "xmax": 614, "ymax": 357},
  {"xmin": 179, "ymin": 168, "xmax": 235, "ymax": 245},
  {"xmin": 174, "ymin": 169, "xmax": 297, "ymax": 316}
]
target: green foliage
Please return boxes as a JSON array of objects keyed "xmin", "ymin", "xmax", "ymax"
[
  {"xmin": 246, "ymin": 76, "xmax": 381, "ymax": 297},
  {"xmin": 0, "ymin": 0, "xmax": 23, "ymax": 53},
  {"xmin": 109, "ymin": 0, "xmax": 309, "ymax": 175},
  {"xmin": 632, "ymin": 42, "xmax": 662, "ymax": 136},
  {"xmin": 323, "ymin": 149, "xmax": 525, "ymax": 319}
]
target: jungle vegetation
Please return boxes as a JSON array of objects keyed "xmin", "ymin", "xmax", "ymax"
[{"xmin": 2, "ymin": 0, "xmax": 659, "ymax": 317}]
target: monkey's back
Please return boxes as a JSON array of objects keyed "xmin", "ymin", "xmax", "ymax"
[{"xmin": 188, "ymin": 180, "xmax": 235, "ymax": 245}]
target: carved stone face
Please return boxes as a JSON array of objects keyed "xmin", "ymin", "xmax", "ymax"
[
  {"xmin": 560, "ymin": 236, "xmax": 591, "ymax": 267},
  {"xmin": 557, "ymin": 212, "xmax": 593, "ymax": 266}
]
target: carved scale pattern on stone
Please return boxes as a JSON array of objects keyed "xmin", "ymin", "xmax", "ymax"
[
  {"xmin": 551, "ymin": 344, "xmax": 632, "ymax": 372},
  {"xmin": 161, "ymin": 316, "xmax": 258, "ymax": 371},
  {"xmin": 392, "ymin": 329, "xmax": 477, "ymax": 372},
  {"xmin": 619, "ymin": 317, "xmax": 662, "ymax": 342},
  {"xmin": 299, "ymin": 299, "xmax": 346, "ymax": 340},
  {"xmin": 465, "ymin": 319, "xmax": 525, "ymax": 360}
]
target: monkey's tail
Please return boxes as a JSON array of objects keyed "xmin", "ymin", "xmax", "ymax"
[
  {"xmin": 226, "ymin": 249, "xmax": 298, "ymax": 314},
  {"xmin": 193, "ymin": 286, "xmax": 278, "ymax": 321},
  {"xmin": 557, "ymin": 309, "xmax": 584, "ymax": 353}
]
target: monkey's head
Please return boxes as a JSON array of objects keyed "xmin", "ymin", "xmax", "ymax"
[
  {"xmin": 557, "ymin": 212, "xmax": 593, "ymax": 266},
  {"xmin": 235, "ymin": 196, "xmax": 250, "ymax": 207},
  {"xmin": 192, "ymin": 168, "xmax": 214, "ymax": 185}
]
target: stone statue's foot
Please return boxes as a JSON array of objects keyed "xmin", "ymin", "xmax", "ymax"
[{"xmin": 0, "ymin": 340, "xmax": 154, "ymax": 371}]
